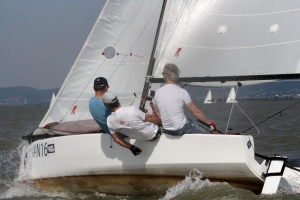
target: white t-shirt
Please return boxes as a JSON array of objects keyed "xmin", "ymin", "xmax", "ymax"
[
  {"xmin": 154, "ymin": 84, "xmax": 191, "ymax": 130},
  {"xmin": 107, "ymin": 106, "xmax": 158, "ymax": 140}
]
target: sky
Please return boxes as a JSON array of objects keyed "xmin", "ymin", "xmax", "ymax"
[{"xmin": 0, "ymin": 0, "xmax": 106, "ymax": 89}]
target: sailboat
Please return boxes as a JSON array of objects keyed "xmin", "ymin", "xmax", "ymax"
[
  {"xmin": 226, "ymin": 87, "xmax": 238, "ymax": 103},
  {"xmin": 204, "ymin": 89, "xmax": 214, "ymax": 104},
  {"xmin": 19, "ymin": 0, "xmax": 300, "ymax": 195}
]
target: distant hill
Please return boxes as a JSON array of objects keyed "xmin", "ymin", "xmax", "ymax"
[
  {"xmin": 0, "ymin": 81, "xmax": 299, "ymax": 107},
  {"xmin": 0, "ymin": 87, "xmax": 59, "ymax": 107},
  {"xmin": 185, "ymin": 80, "xmax": 300, "ymax": 101}
]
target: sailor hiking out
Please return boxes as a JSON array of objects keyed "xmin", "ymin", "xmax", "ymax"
[{"xmin": 102, "ymin": 91, "xmax": 161, "ymax": 156}]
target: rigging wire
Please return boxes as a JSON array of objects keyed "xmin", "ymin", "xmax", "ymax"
[
  {"xmin": 241, "ymin": 100, "xmax": 300, "ymax": 134},
  {"xmin": 222, "ymin": 78, "xmax": 260, "ymax": 134},
  {"xmin": 225, "ymin": 86, "xmax": 236, "ymax": 133},
  {"xmin": 234, "ymin": 102, "xmax": 260, "ymax": 134},
  {"xmin": 181, "ymin": 82, "xmax": 191, "ymax": 88}
]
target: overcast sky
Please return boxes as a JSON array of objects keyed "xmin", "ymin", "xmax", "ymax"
[{"xmin": 0, "ymin": 0, "xmax": 105, "ymax": 89}]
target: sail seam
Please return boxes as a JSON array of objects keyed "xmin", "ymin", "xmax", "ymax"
[
  {"xmin": 205, "ymin": 8, "xmax": 300, "ymax": 17},
  {"xmin": 162, "ymin": 39, "xmax": 300, "ymax": 50}
]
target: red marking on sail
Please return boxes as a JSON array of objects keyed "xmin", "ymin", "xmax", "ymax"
[
  {"xmin": 102, "ymin": 52, "xmax": 116, "ymax": 56},
  {"xmin": 71, "ymin": 105, "xmax": 77, "ymax": 114},
  {"xmin": 106, "ymin": 52, "xmax": 143, "ymax": 57},
  {"xmin": 174, "ymin": 48, "xmax": 182, "ymax": 57}
]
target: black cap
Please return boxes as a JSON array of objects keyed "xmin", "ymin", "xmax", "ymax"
[{"xmin": 94, "ymin": 77, "xmax": 109, "ymax": 87}]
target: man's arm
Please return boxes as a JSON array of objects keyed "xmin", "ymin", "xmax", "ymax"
[
  {"xmin": 185, "ymin": 102, "xmax": 211, "ymax": 124},
  {"xmin": 111, "ymin": 132, "xmax": 132, "ymax": 149},
  {"xmin": 145, "ymin": 113, "xmax": 161, "ymax": 125},
  {"xmin": 111, "ymin": 132, "xmax": 142, "ymax": 156},
  {"xmin": 185, "ymin": 102, "xmax": 218, "ymax": 131}
]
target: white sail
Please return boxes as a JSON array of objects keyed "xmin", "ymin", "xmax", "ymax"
[
  {"xmin": 50, "ymin": 93, "xmax": 56, "ymax": 107},
  {"xmin": 151, "ymin": 0, "xmax": 300, "ymax": 86},
  {"xmin": 226, "ymin": 87, "xmax": 238, "ymax": 103},
  {"xmin": 204, "ymin": 89, "xmax": 212, "ymax": 104},
  {"xmin": 38, "ymin": 0, "xmax": 163, "ymax": 128}
]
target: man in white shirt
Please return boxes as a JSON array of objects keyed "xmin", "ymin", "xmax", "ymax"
[
  {"xmin": 154, "ymin": 63, "xmax": 218, "ymax": 136},
  {"xmin": 102, "ymin": 91, "xmax": 161, "ymax": 156}
]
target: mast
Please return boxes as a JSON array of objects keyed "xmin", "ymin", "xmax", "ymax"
[{"xmin": 139, "ymin": 0, "xmax": 168, "ymax": 111}]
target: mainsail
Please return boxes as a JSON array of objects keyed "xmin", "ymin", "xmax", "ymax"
[
  {"xmin": 149, "ymin": 0, "xmax": 300, "ymax": 86},
  {"xmin": 39, "ymin": 0, "xmax": 163, "ymax": 127}
]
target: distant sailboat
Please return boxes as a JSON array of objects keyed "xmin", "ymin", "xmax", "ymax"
[
  {"xmin": 226, "ymin": 87, "xmax": 238, "ymax": 103},
  {"xmin": 204, "ymin": 89, "xmax": 213, "ymax": 104},
  {"xmin": 50, "ymin": 93, "xmax": 56, "ymax": 107}
]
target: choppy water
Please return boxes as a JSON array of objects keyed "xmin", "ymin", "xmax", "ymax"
[{"xmin": 0, "ymin": 101, "xmax": 300, "ymax": 199}]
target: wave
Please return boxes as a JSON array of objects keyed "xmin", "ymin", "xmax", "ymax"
[
  {"xmin": 160, "ymin": 168, "xmax": 219, "ymax": 200},
  {"xmin": 0, "ymin": 138, "xmax": 18, "ymax": 151}
]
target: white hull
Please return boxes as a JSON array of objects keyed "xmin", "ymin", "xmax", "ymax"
[{"xmin": 19, "ymin": 133, "xmax": 269, "ymax": 195}]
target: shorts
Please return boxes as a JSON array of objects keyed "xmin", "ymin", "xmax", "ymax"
[{"xmin": 164, "ymin": 118, "xmax": 208, "ymax": 136}]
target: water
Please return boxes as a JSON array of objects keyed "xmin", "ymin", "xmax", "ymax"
[{"xmin": 1, "ymin": 101, "xmax": 300, "ymax": 199}]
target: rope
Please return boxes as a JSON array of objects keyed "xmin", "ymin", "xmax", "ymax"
[
  {"xmin": 224, "ymin": 86, "xmax": 238, "ymax": 133},
  {"xmin": 234, "ymin": 103, "xmax": 260, "ymax": 134},
  {"xmin": 222, "ymin": 84, "xmax": 260, "ymax": 134},
  {"xmin": 110, "ymin": 135, "xmax": 112, "ymax": 148},
  {"xmin": 241, "ymin": 100, "xmax": 300, "ymax": 134},
  {"xmin": 225, "ymin": 90, "xmax": 235, "ymax": 133}
]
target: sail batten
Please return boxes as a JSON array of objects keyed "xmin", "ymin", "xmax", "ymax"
[
  {"xmin": 161, "ymin": 40, "xmax": 300, "ymax": 50},
  {"xmin": 205, "ymin": 8, "xmax": 300, "ymax": 16}
]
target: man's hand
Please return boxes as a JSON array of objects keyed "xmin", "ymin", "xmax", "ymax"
[
  {"xmin": 130, "ymin": 145, "xmax": 142, "ymax": 156},
  {"xmin": 209, "ymin": 121, "xmax": 218, "ymax": 131},
  {"xmin": 145, "ymin": 114, "xmax": 161, "ymax": 125}
]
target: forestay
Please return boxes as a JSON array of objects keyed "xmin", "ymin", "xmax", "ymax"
[
  {"xmin": 39, "ymin": 0, "xmax": 163, "ymax": 128},
  {"xmin": 151, "ymin": 0, "xmax": 300, "ymax": 85}
]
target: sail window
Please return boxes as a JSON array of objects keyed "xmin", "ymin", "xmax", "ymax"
[
  {"xmin": 217, "ymin": 25, "xmax": 227, "ymax": 34},
  {"xmin": 270, "ymin": 24, "xmax": 279, "ymax": 33},
  {"xmin": 102, "ymin": 46, "xmax": 116, "ymax": 59}
]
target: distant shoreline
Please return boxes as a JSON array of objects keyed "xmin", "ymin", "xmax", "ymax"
[{"xmin": 2, "ymin": 99, "xmax": 300, "ymax": 108}]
